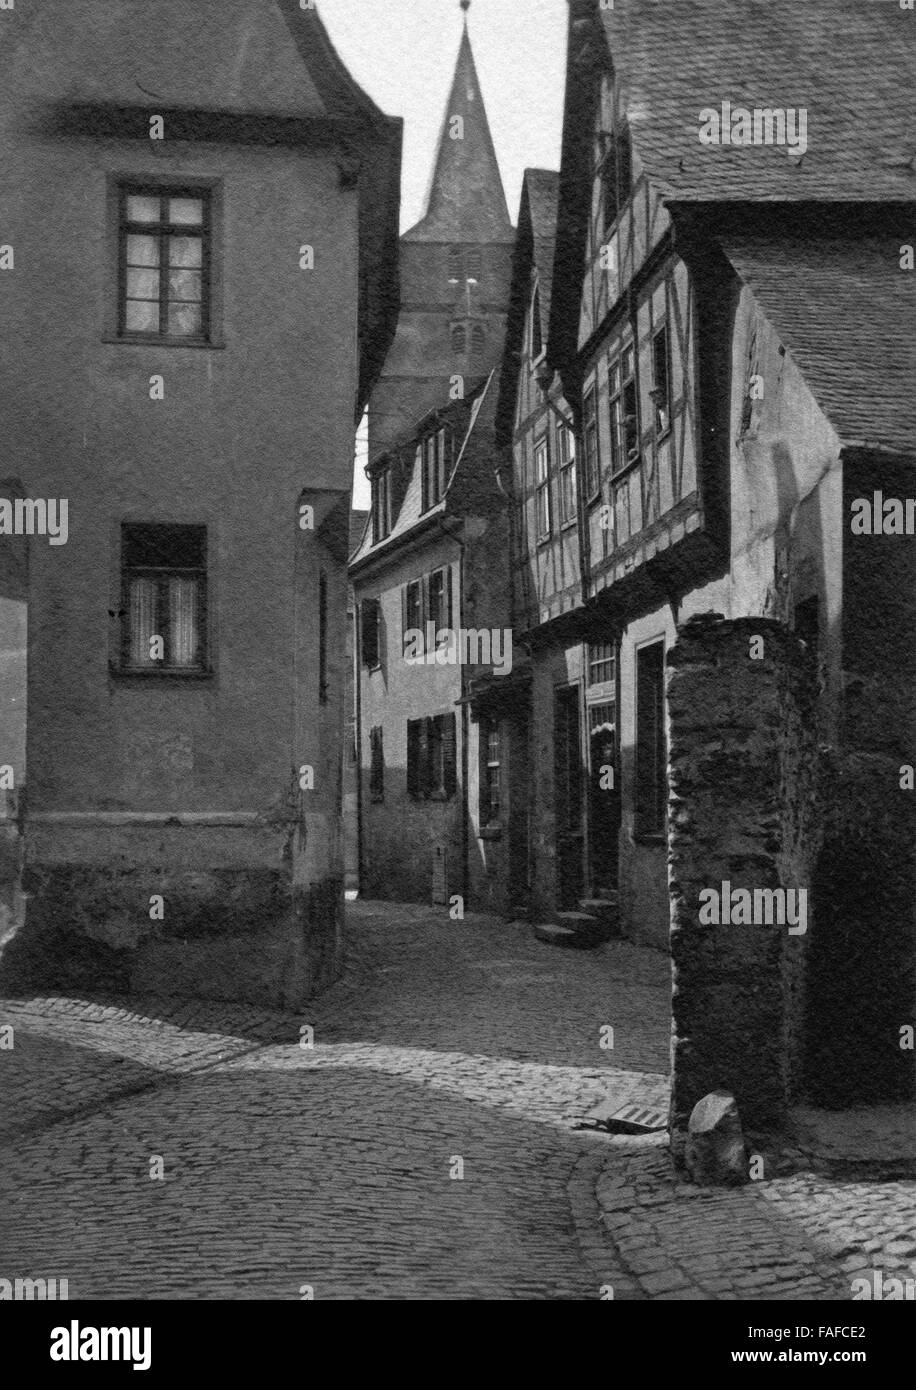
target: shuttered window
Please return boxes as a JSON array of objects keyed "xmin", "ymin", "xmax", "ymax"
[
  {"xmin": 360, "ymin": 597, "xmax": 380, "ymax": 669},
  {"xmin": 369, "ymin": 726, "xmax": 384, "ymax": 801},
  {"xmin": 407, "ymin": 714, "xmax": 457, "ymax": 801}
]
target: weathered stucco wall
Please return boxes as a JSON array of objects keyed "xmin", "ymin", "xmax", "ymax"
[
  {"xmin": 356, "ymin": 535, "xmax": 464, "ymax": 903},
  {"xmin": 0, "ymin": 39, "xmax": 360, "ymax": 1003}
]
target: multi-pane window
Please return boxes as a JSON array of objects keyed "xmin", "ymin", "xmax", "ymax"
[
  {"xmin": 471, "ymin": 322, "xmax": 486, "ymax": 355},
  {"xmin": 466, "ymin": 247, "xmax": 481, "ymax": 281},
  {"xmin": 609, "ymin": 344, "xmax": 640, "ymax": 473},
  {"xmin": 451, "ymin": 322, "xmax": 466, "ymax": 354},
  {"xmin": 121, "ymin": 524, "xmax": 207, "ymax": 673},
  {"xmin": 535, "ymin": 435, "xmax": 551, "ymax": 540},
  {"xmin": 558, "ymin": 423, "xmax": 577, "ymax": 523},
  {"xmin": 653, "ymin": 319, "xmax": 672, "ymax": 435},
  {"xmin": 428, "ymin": 566, "xmax": 450, "ymax": 635},
  {"xmin": 421, "ymin": 428, "xmax": 449, "ymax": 512},
  {"xmin": 360, "ymin": 597, "xmax": 380, "ymax": 669},
  {"xmin": 589, "ymin": 702, "xmax": 617, "ymax": 771},
  {"xmin": 635, "ymin": 641, "xmax": 667, "ymax": 836},
  {"xmin": 119, "ymin": 186, "xmax": 210, "ymax": 341},
  {"xmin": 588, "ymin": 641, "xmax": 616, "ymax": 687},
  {"xmin": 448, "ymin": 246, "xmax": 463, "ymax": 282},
  {"xmin": 481, "ymin": 720, "xmax": 501, "ymax": 825},
  {"xmin": 599, "ymin": 122, "xmax": 633, "ymax": 235},
  {"xmin": 583, "ymin": 385, "xmax": 600, "ymax": 499},
  {"xmin": 403, "ymin": 579, "xmax": 422, "ymax": 653},
  {"xmin": 369, "ymin": 726, "xmax": 384, "ymax": 802},
  {"xmin": 407, "ymin": 714, "xmax": 457, "ymax": 800},
  {"xmin": 402, "ymin": 566, "xmax": 451, "ymax": 652},
  {"xmin": 371, "ymin": 468, "xmax": 390, "ymax": 542}
]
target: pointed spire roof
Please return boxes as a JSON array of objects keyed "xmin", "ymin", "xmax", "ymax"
[{"xmin": 404, "ymin": 7, "xmax": 513, "ymax": 243}]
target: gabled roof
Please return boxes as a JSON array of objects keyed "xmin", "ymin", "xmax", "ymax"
[
  {"xmin": 350, "ymin": 373, "xmax": 497, "ymax": 570},
  {"xmin": 404, "ymin": 19, "xmax": 513, "ymax": 243},
  {"xmin": 5, "ymin": 0, "xmax": 365, "ymax": 119},
  {"xmin": 550, "ymin": 0, "xmax": 916, "ymax": 412},
  {"xmin": 1, "ymin": 1, "xmax": 404, "ymax": 421},
  {"xmin": 597, "ymin": 0, "xmax": 916, "ymax": 203},
  {"xmin": 496, "ymin": 169, "xmax": 560, "ymax": 447},
  {"xmin": 349, "ymin": 509, "xmax": 370, "ymax": 558},
  {"xmin": 719, "ymin": 231, "xmax": 916, "ymax": 457},
  {"xmin": 525, "ymin": 169, "xmax": 561, "ymax": 337}
]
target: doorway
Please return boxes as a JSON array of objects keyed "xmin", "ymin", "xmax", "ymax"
[{"xmin": 554, "ymin": 684, "xmax": 584, "ymax": 909}]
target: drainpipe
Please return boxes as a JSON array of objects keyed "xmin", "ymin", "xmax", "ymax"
[
  {"xmin": 353, "ymin": 593, "xmax": 364, "ymax": 891},
  {"xmin": 436, "ymin": 515, "xmax": 469, "ymax": 909}
]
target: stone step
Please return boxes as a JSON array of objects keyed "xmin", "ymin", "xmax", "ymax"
[
  {"xmin": 533, "ymin": 922, "xmax": 579, "ymax": 948},
  {"xmin": 533, "ymin": 906, "xmax": 606, "ymax": 950},
  {"xmin": 578, "ymin": 897, "xmax": 621, "ymax": 939}
]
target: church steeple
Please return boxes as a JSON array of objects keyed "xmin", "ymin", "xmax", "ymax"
[{"xmin": 405, "ymin": 3, "xmax": 512, "ymax": 242}]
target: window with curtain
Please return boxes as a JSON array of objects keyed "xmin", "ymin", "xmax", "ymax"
[
  {"xmin": 119, "ymin": 186, "xmax": 210, "ymax": 341},
  {"xmin": 481, "ymin": 720, "xmax": 501, "ymax": 825},
  {"xmin": 121, "ymin": 524, "xmax": 207, "ymax": 673},
  {"xmin": 558, "ymin": 423, "xmax": 577, "ymax": 524}
]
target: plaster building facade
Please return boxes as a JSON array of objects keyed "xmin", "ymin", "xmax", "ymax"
[
  {"xmin": 352, "ymin": 12, "xmax": 514, "ymax": 913},
  {"xmin": 0, "ymin": 0, "xmax": 402, "ymax": 1008}
]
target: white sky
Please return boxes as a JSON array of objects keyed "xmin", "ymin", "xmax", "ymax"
[{"xmin": 314, "ymin": 0, "xmax": 569, "ymax": 506}]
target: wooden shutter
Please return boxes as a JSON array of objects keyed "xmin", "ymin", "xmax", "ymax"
[
  {"xmin": 361, "ymin": 598, "xmax": 379, "ymax": 668},
  {"xmin": 443, "ymin": 713, "xmax": 457, "ymax": 798},
  {"xmin": 419, "ymin": 717, "xmax": 431, "ymax": 798},
  {"xmin": 407, "ymin": 719, "xmax": 420, "ymax": 799}
]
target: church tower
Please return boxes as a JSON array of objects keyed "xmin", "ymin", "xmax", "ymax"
[{"xmin": 368, "ymin": 1, "xmax": 514, "ymax": 464}]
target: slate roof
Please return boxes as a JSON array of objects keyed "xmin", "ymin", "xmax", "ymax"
[
  {"xmin": 495, "ymin": 169, "xmax": 559, "ymax": 447},
  {"xmin": 404, "ymin": 22, "xmax": 513, "ymax": 242},
  {"xmin": 719, "ymin": 232, "xmax": 916, "ymax": 456},
  {"xmin": 350, "ymin": 372, "xmax": 497, "ymax": 568},
  {"xmin": 525, "ymin": 170, "xmax": 560, "ymax": 341},
  {"xmin": 3, "ymin": 1, "xmax": 352, "ymax": 118},
  {"xmin": 598, "ymin": 0, "xmax": 916, "ymax": 203},
  {"xmin": 349, "ymin": 509, "xmax": 370, "ymax": 560}
]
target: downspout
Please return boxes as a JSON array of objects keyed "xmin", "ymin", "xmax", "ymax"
[
  {"xmin": 437, "ymin": 514, "xmax": 469, "ymax": 909},
  {"xmin": 353, "ymin": 593, "xmax": 364, "ymax": 892}
]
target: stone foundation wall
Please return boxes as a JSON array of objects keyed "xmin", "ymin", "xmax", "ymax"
[
  {"xmin": 667, "ymin": 613, "xmax": 816, "ymax": 1158},
  {"xmin": 1, "ymin": 820, "xmax": 343, "ymax": 1009}
]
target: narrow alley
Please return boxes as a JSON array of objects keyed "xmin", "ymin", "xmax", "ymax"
[{"xmin": 2, "ymin": 904, "xmax": 912, "ymax": 1300}]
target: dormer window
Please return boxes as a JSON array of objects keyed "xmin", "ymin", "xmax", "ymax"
[
  {"xmin": 371, "ymin": 466, "xmax": 391, "ymax": 542},
  {"xmin": 530, "ymin": 281, "xmax": 544, "ymax": 364},
  {"xmin": 598, "ymin": 118, "xmax": 633, "ymax": 237},
  {"xmin": 420, "ymin": 426, "xmax": 450, "ymax": 512}
]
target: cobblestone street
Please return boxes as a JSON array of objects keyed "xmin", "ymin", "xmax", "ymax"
[{"xmin": 1, "ymin": 902, "xmax": 914, "ymax": 1300}]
